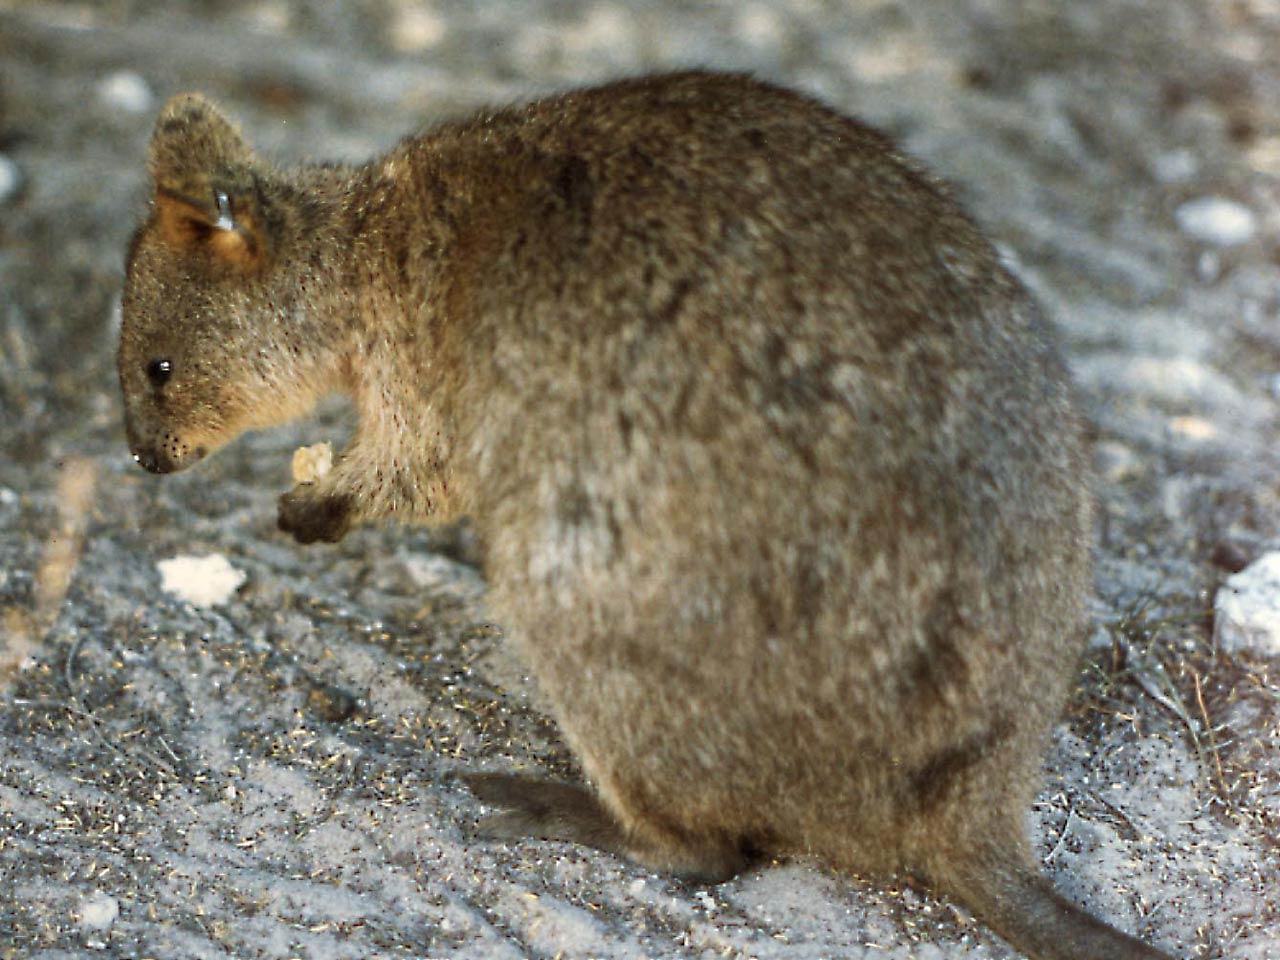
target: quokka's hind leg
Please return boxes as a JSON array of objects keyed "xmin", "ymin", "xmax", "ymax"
[{"xmin": 463, "ymin": 772, "xmax": 748, "ymax": 884}]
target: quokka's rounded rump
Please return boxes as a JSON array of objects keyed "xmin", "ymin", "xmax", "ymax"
[{"xmin": 118, "ymin": 71, "xmax": 1175, "ymax": 960}]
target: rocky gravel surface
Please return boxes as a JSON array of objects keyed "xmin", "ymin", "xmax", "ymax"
[{"xmin": 2, "ymin": 2, "xmax": 1278, "ymax": 958}]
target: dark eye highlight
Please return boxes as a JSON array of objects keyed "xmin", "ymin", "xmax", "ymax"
[{"xmin": 147, "ymin": 358, "xmax": 173, "ymax": 387}]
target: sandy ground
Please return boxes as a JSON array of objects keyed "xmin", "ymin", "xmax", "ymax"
[{"xmin": 1, "ymin": 1, "xmax": 1278, "ymax": 958}]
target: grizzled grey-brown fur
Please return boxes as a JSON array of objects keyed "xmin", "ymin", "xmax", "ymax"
[{"xmin": 118, "ymin": 72, "xmax": 1174, "ymax": 960}]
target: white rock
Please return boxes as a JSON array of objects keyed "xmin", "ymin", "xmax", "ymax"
[
  {"xmin": 158, "ymin": 554, "xmax": 247, "ymax": 607},
  {"xmin": 97, "ymin": 70, "xmax": 154, "ymax": 114},
  {"xmin": 0, "ymin": 154, "xmax": 21, "ymax": 203},
  {"xmin": 78, "ymin": 891, "xmax": 119, "ymax": 932},
  {"xmin": 1215, "ymin": 551, "xmax": 1280, "ymax": 656},
  {"xmin": 1175, "ymin": 196, "xmax": 1258, "ymax": 247},
  {"xmin": 390, "ymin": 4, "xmax": 446, "ymax": 51}
]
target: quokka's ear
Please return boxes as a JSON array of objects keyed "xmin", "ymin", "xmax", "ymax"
[{"xmin": 147, "ymin": 94, "xmax": 269, "ymax": 271}]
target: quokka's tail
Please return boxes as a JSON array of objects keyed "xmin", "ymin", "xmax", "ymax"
[{"xmin": 939, "ymin": 853, "xmax": 1176, "ymax": 960}]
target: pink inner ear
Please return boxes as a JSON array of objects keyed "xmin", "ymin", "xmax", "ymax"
[
  {"xmin": 153, "ymin": 189, "xmax": 215, "ymax": 248},
  {"xmin": 208, "ymin": 220, "xmax": 260, "ymax": 268},
  {"xmin": 153, "ymin": 188, "xmax": 262, "ymax": 271}
]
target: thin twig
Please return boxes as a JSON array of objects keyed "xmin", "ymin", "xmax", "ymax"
[
  {"xmin": 1043, "ymin": 805, "xmax": 1076, "ymax": 865},
  {"xmin": 63, "ymin": 630, "xmax": 85, "ymax": 698},
  {"xmin": 1192, "ymin": 667, "xmax": 1228, "ymax": 798}
]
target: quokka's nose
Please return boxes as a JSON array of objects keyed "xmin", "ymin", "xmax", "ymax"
[{"xmin": 131, "ymin": 447, "xmax": 168, "ymax": 474}]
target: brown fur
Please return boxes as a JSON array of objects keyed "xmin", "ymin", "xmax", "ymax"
[{"xmin": 118, "ymin": 72, "xmax": 1175, "ymax": 960}]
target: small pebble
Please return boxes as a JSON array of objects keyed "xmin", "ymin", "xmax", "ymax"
[
  {"xmin": 1215, "ymin": 551, "xmax": 1280, "ymax": 656},
  {"xmin": 1168, "ymin": 416, "xmax": 1216, "ymax": 441},
  {"xmin": 307, "ymin": 682, "xmax": 358, "ymax": 723},
  {"xmin": 390, "ymin": 5, "xmax": 446, "ymax": 51},
  {"xmin": 78, "ymin": 891, "xmax": 119, "ymax": 934},
  {"xmin": 158, "ymin": 554, "xmax": 247, "ymax": 607},
  {"xmin": 97, "ymin": 70, "xmax": 154, "ymax": 114},
  {"xmin": 1175, "ymin": 196, "xmax": 1257, "ymax": 247}
]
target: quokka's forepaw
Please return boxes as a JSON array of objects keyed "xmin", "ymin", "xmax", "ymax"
[{"xmin": 277, "ymin": 486, "xmax": 354, "ymax": 544}]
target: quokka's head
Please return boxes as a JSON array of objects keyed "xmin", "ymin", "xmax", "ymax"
[{"xmin": 120, "ymin": 94, "xmax": 325, "ymax": 474}]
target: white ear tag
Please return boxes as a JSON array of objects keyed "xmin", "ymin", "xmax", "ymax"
[{"xmin": 214, "ymin": 190, "xmax": 235, "ymax": 231}]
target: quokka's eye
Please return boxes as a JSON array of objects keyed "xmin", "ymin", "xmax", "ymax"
[{"xmin": 146, "ymin": 358, "xmax": 173, "ymax": 387}]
